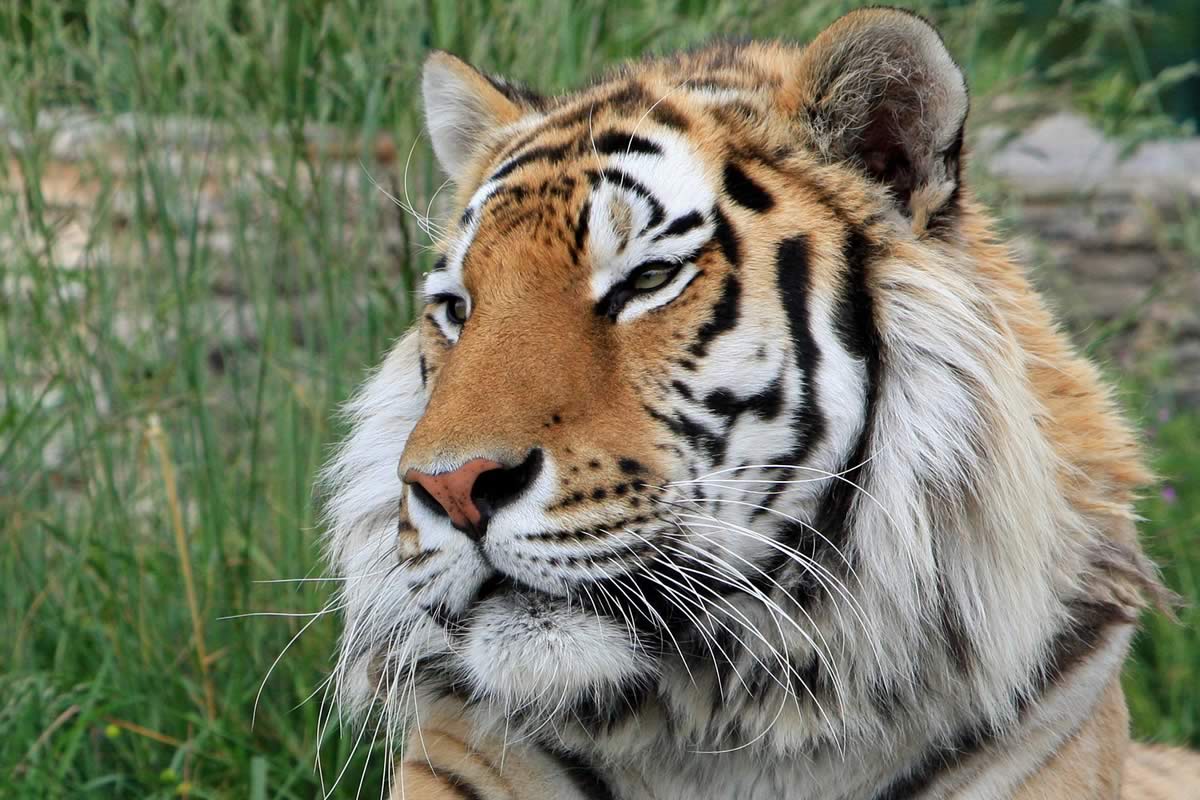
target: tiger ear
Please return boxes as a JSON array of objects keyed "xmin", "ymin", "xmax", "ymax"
[
  {"xmin": 422, "ymin": 52, "xmax": 542, "ymax": 182},
  {"xmin": 791, "ymin": 9, "xmax": 968, "ymax": 231}
]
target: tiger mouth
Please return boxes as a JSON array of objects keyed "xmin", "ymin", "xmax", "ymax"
[
  {"xmin": 472, "ymin": 572, "xmax": 516, "ymax": 604},
  {"xmin": 465, "ymin": 571, "xmax": 564, "ymax": 610}
]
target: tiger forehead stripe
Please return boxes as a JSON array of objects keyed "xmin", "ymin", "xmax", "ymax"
[
  {"xmin": 490, "ymin": 80, "xmax": 667, "ymax": 164},
  {"xmin": 487, "ymin": 128, "xmax": 664, "ymax": 187},
  {"xmin": 722, "ymin": 161, "xmax": 775, "ymax": 212}
]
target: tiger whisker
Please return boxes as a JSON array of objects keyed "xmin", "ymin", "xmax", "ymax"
[
  {"xmin": 220, "ymin": 607, "xmax": 344, "ymax": 620},
  {"xmin": 424, "ymin": 176, "xmax": 454, "ymax": 228},
  {"xmin": 617, "ymin": 541, "xmax": 782, "ymax": 699},
  {"xmin": 674, "ymin": 452, "xmax": 904, "ymax": 538},
  {"xmin": 609, "ymin": 545, "xmax": 748, "ymax": 697},
  {"xmin": 586, "ymin": 526, "xmax": 703, "ymax": 682},
  {"xmin": 255, "ymin": 589, "xmax": 346, "ymax": 728},
  {"xmin": 661, "ymin": 518, "xmax": 839, "ymax": 670},
  {"xmin": 654, "ymin": 489, "xmax": 869, "ymax": 610},
  {"xmin": 398, "ymin": 134, "xmax": 449, "ymax": 241},
  {"xmin": 654, "ymin": 548, "xmax": 832, "ymax": 722},
  {"xmin": 626, "ymin": 78, "xmax": 689, "ymax": 157},
  {"xmin": 660, "ymin": 503, "xmax": 874, "ymax": 657},
  {"xmin": 652, "ymin": 497, "xmax": 876, "ymax": 654},
  {"xmin": 361, "ymin": 156, "xmax": 446, "ymax": 245},
  {"xmin": 602, "ymin": 547, "xmax": 701, "ymax": 686},
  {"xmin": 660, "ymin": 531, "xmax": 848, "ymax": 707},
  {"xmin": 324, "ymin": 644, "xmax": 388, "ymax": 800}
]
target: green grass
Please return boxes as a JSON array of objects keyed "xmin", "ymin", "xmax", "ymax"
[
  {"xmin": 1, "ymin": 1, "xmax": 1196, "ymax": 796},
  {"xmin": 1126, "ymin": 401, "xmax": 1200, "ymax": 747}
]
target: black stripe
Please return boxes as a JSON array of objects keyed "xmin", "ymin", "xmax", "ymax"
[
  {"xmin": 525, "ymin": 82, "xmax": 653, "ymax": 140},
  {"xmin": 654, "ymin": 210, "xmax": 706, "ymax": 241},
  {"xmin": 723, "ymin": 162, "xmax": 774, "ymax": 212},
  {"xmin": 646, "ymin": 405, "xmax": 726, "ymax": 464},
  {"xmin": 775, "ymin": 234, "xmax": 825, "ymax": 465},
  {"xmin": 711, "ymin": 205, "xmax": 740, "ymax": 267},
  {"xmin": 649, "ymin": 101, "xmax": 691, "ymax": 131},
  {"xmin": 602, "ymin": 81, "xmax": 652, "ymax": 113},
  {"xmin": 688, "ymin": 273, "xmax": 740, "ymax": 358},
  {"xmin": 870, "ymin": 722, "xmax": 993, "ymax": 800},
  {"xmin": 938, "ymin": 572, "xmax": 975, "ymax": 675},
  {"xmin": 484, "ymin": 183, "xmax": 529, "ymax": 210},
  {"xmin": 802, "ymin": 228, "xmax": 880, "ymax": 575},
  {"xmin": 404, "ymin": 761, "xmax": 485, "ymax": 800},
  {"xmin": 592, "ymin": 167, "xmax": 665, "ymax": 230},
  {"xmin": 544, "ymin": 748, "xmax": 617, "ymax": 800},
  {"xmin": 573, "ymin": 199, "xmax": 591, "ymax": 256},
  {"xmin": 594, "ymin": 130, "xmax": 662, "ymax": 157},
  {"xmin": 684, "ymin": 77, "xmax": 746, "ymax": 92},
  {"xmin": 1028, "ymin": 599, "xmax": 1132, "ymax": 703},
  {"xmin": 703, "ymin": 377, "xmax": 784, "ymax": 424},
  {"xmin": 670, "ymin": 380, "xmax": 694, "ymax": 401},
  {"xmin": 764, "ymin": 235, "xmax": 828, "ymax": 574},
  {"xmin": 490, "ymin": 141, "xmax": 572, "ymax": 182},
  {"xmin": 832, "ymin": 229, "xmax": 882, "ymax": 367},
  {"xmin": 708, "ymin": 102, "xmax": 762, "ymax": 130}
]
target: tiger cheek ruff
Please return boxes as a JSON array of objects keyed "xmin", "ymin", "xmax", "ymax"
[{"xmin": 321, "ymin": 7, "xmax": 1198, "ymax": 799}]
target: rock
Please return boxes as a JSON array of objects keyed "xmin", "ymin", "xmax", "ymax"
[{"xmin": 981, "ymin": 111, "xmax": 1200, "ymax": 202}]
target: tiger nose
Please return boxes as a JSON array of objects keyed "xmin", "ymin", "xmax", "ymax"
[{"xmin": 403, "ymin": 450, "xmax": 543, "ymax": 539}]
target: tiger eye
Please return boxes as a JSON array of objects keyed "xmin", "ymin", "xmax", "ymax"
[
  {"xmin": 446, "ymin": 297, "xmax": 469, "ymax": 325},
  {"xmin": 632, "ymin": 268, "xmax": 673, "ymax": 291}
]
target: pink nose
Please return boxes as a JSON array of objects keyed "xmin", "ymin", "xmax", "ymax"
[{"xmin": 404, "ymin": 458, "xmax": 503, "ymax": 534}]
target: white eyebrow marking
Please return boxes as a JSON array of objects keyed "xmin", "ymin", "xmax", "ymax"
[
  {"xmin": 588, "ymin": 130, "xmax": 717, "ymax": 303},
  {"xmin": 422, "ymin": 271, "xmax": 462, "ymax": 302}
]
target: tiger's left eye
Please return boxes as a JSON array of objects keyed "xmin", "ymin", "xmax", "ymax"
[
  {"xmin": 445, "ymin": 297, "xmax": 469, "ymax": 325},
  {"xmin": 632, "ymin": 267, "xmax": 675, "ymax": 291}
]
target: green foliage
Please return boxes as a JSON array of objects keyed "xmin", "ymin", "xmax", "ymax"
[
  {"xmin": 1, "ymin": 0, "xmax": 1196, "ymax": 796},
  {"xmin": 1125, "ymin": 403, "xmax": 1200, "ymax": 747}
]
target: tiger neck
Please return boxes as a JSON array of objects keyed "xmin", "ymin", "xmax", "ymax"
[{"xmin": 544, "ymin": 619, "xmax": 1133, "ymax": 800}]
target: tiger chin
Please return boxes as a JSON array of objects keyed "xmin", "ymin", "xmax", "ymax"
[{"xmin": 321, "ymin": 7, "xmax": 1199, "ymax": 799}]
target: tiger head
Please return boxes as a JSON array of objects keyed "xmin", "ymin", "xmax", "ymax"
[{"xmin": 324, "ymin": 9, "xmax": 1157, "ymax": 754}]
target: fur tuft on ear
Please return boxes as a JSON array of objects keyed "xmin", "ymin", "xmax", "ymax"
[
  {"xmin": 791, "ymin": 9, "xmax": 968, "ymax": 232},
  {"xmin": 421, "ymin": 52, "xmax": 543, "ymax": 182}
]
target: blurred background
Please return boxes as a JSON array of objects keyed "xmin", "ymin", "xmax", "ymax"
[{"xmin": 1, "ymin": 1, "xmax": 1197, "ymax": 797}]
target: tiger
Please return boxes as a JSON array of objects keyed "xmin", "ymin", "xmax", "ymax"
[{"xmin": 321, "ymin": 8, "xmax": 1200, "ymax": 799}]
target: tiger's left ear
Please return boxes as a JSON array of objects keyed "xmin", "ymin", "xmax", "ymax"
[
  {"xmin": 789, "ymin": 9, "xmax": 968, "ymax": 233},
  {"xmin": 422, "ymin": 52, "xmax": 543, "ymax": 183}
]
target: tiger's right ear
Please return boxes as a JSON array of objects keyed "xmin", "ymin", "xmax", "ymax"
[{"xmin": 422, "ymin": 52, "xmax": 542, "ymax": 183}]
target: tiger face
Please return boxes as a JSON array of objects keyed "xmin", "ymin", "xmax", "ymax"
[
  {"xmin": 398, "ymin": 85, "xmax": 874, "ymax": 708},
  {"xmin": 324, "ymin": 9, "xmax": 1152, "ymax": 762}
]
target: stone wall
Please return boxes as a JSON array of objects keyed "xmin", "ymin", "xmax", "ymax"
[{"xmin": 5, "ymin": 109, "xmax": 1198, "ymax": 405}]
